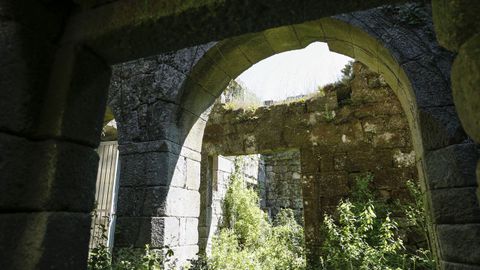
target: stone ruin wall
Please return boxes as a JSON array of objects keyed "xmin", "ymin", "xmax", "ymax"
[
  {"xmin": 263, "ymin": 150, "xmax": 303, "ymax": 224},
  {"xmin": 101, "ymin": 61, "xmax": 420, "ymax": 256},
  {"xmin": 201, "ymin": 62, "xmax": 419, "ymax": 255},
  {"xmin": 3, "ymin": 1, "xmax": 479, "ymax": 268}
]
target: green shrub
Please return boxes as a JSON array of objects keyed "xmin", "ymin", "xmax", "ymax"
[
  {"xmin": 113, "ymin": 245, "xmax": 175, "ymax": 270},
  {"xmin": 319, "ymin": 174, "xmax": 435, "ymax": 270},
  {"xmin": 259, "ymin": 209, "xmax": 306, "ymax": 270},
  {"xmin": 322, "ymin": 104, "xmax": 335, "ymax": 122},
  {"xmin": 209, "ymin": 229, "xmax": 259, "ymax": 270},
  {"xmin": 87, "ymin": 214, "xmax": 174, "ymax": 270},
  {"xmin": 88, "ymin": 242, "xmax": 174, "ymax": 270},
  {"xmin": 320, "ymin": 200, "xmax": 405, "ymax": 270},
  {"xmin": 88, "ymin": 221, "xmax": 112, "ymax": 270},
  {"xmin": 221, "ymin": 167, "xmax": 270, "ymax": 248},
  {"xmin": 206, "ymin": 163, "xmax": 306, "ymax": 270},
  {"xmin": 90, "ymin": 171, "xmax": 434, "ymax": 270}
]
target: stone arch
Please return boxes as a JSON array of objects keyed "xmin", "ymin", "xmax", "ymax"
[
  {"xmin": 177, "ymin": 8, "xmax": 479, "ymax": 268},
  {"xmin": 198, "ymin": 61, "xmax": 421, "ymax": 259},
  {"xmin": 3, "ymin": 1, "xmax": 479, "ymax": 269},
  {"xmin": 181, "ymin": 15, "xmax": 453, "ymax": 158}
]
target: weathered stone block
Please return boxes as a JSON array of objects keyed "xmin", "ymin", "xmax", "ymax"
[
  {"xmin": 116, "ymin": 186, "xmax": 168, "ymax": 217},
  {"xmin": 418, "ymin": 106, "xmax": 467, "ymax": 151},
  {"xmin": 328, "ymin": 40, "xmax": 354, "ymax": 59},
  {"xmin": 210, "ymin": 38, "xmax": 252, "ymax": 78},
  {"xmin": 303, "ymin": 204, "xmax": 320, "ymax": 237},
  {"xmin": 165, "ymin": 187, "xmax": 201, "ymax": 217},
  {"xmin": 424, "ymin": 143, "xmax": 478, "ymax": 189},
  {"xmin": 170, "ymin": 156, "xmax": 188, "ymax": 188},
  {"xmin": 0, "ymin": 133, "xmax": 98, "ymax": 212},
  {"xmin": 320, "ymin": 195, "xmax": 345, "ymax": 209},
  {"xmin": 452, "ymin": 34, "xmax": 480, "ymax": 142},
  {"xmin": 316, "ymin": 172, "xmax": 349, "ymax": 197},
  {"xmin": 432, "ymin": 0, "xmax": 480, "ymax": 51},
  {"xmin": 370, "ymin": 167, "xmax": 416, "ymax": 190},
  {"xmin": 37, "ymin": 45, "xmax": 111, "ymax": 146},
  {"xmin": 428, "ymin": 187, "xmax": 480, "ymax": 224},
  {"xmin": 0, "ymin": 21, "xmax": 54, "ymax": 136},
  {"xmin": 402, "ymin": 60, "xmax": 452, "ymax": 109},
  {"xmin": 180, "ymin": 145, "xmax": 202, "ymax": 162},
  {"xmin": 179, "ymin": 218, "xmax": 199, "ymax": 246},
  {"xmin": 180, "ymin": 79, "xmax": 220, "ymax": 122},
  {"xmin": 163, "ymin": 217, "xmax": 180, "ymax": 247},
  {"xmin": 117, "ymin": 100, "xmax": 180, "ymax": 144},
  {"xmin": 119, "ymin": 139, "xmax": 183, "ymax": 155},
  {"xmin": 353, "ymin": 101, "xmax": 404, "ymax": 119},
  {"xmin": 300, "ymin": 150, "xmax": 321, "ymax": 174},
  {"xmin": 151, "ymin": 63, "xmax": 187, "ymax": 103},
  {"xmin": 198, "ymin": 227, "xmax": 209, "ymax": 239},
  {"xmin": 263, "ymin": 25, "xmax": 302, "ymax": 53},
  {"xmin": 301, "ymin": 176, "xmax": 316, "ymax": 199},
  {"xmin": 146, "ymin": 102, "xmax": 181, "ymax": 143},
  {"xmin": 346, "ymin": 149, "xmax": 393, "ymax": 172},
  {"xmin": 111, "ymin": 57, "xmax": 158, "ymax": 79},
  {"xmin": 293, "ymin": 20, "xmax": 324, "ymax": 47},
  {"xmin": 119, "ymin": 151, "xmax": 185, "ymax": 187},
  {"xmin": 392, "ymin": 149, "xmax": 416, "ymax": 168},
  {"xmin": 436, "ymin": 224, "xmax": 480, "ymax": 265},
  {"xmin": 440, "ymin": 260, "xmax": 480, "ymax": 270},
  {"xmin": 182, "ymin": 116, "xmax": 208, "ymax": 152},
  {"xmin": 115, "ymin": 217, "xmax": 166, "ymax": 248},
  {"xmin": 157, "ymin": 45, "xmax": 208, "ymax": 76},
  {"xmin": 0, "ymin": 212, "xmax": 91, "ymax": 269}
]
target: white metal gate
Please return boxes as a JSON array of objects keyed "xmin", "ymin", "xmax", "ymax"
[{"xmin": 89, "ymin": 141, "xmax": 120, "ymax": 249}]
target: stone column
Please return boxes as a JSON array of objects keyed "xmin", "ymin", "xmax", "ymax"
[
  {"xmin": 114, "ymin": 137, "xmax": 202, "ymax": 264},
  {"xmin": 110, "ymin": 47, "xmax": 210, "ymax": 265},
  {"xmin": 0, "ymin": 1, "xmax": 112, "ymax": 269}
]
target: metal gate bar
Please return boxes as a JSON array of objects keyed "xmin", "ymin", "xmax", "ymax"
[{"xmin": 89, "ymin": 141, "xmax": 120, "ymax": 250}]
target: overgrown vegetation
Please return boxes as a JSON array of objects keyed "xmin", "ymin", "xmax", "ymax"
[
  {"xmin": 192, "ymin": 171, "xmax": 434, "ymax": 270},
  {"xmin": 89, "ymin": 169, "xmax": 434, "ymax": 270},
  {"xmin": 322, "ymin": 104, "xmax": 336, "ymax": 122},
  {"xmin": 202, "ymin": 160, "xmax": 306, "ymax": 270},
  {"xmin": 317, "ymin": 60, "xmax": 354, "ymax": 91},
  {"xmin": 319, "ymin": 174, "xmax": 435, "ymax": 270},
  {"xmin": 221, "ymin": 80, "xmax": 262, "ymax": 110},
  {"xmin": 339, "ymin": 60, "xmax": 354, "ymax": 85},
  {"xmin": 189, "ymin": 158, "xmax": 435, "ymax": 270},
  {"xmin": 87, "ymin": 217, "xmax": 175, "ymax": 270}
]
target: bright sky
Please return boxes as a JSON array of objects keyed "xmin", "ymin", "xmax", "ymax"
[{"xmin": 236, "ymin": 42, "xmax": 353, "ymax": 101}]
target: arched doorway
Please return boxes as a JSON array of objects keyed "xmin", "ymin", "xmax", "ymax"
[{"xmin": 169, "ymin": 10, "xmax": 478, "ymax": 268}]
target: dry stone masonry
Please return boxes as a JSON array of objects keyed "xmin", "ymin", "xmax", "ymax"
[
  {"xmin": 106, "ymin": 4, "xmax": 480, "ymax": 267},
  {"xmin": 202, "ymin": 62, "xmax": 419, "ymax": 259},
  {"xmin": 263, "ymin": 150, "xmax": 304, "ymax": 224},
  {"xmin": 1, "ymin": 0, "xmax": 479, "ymax": 268}
]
